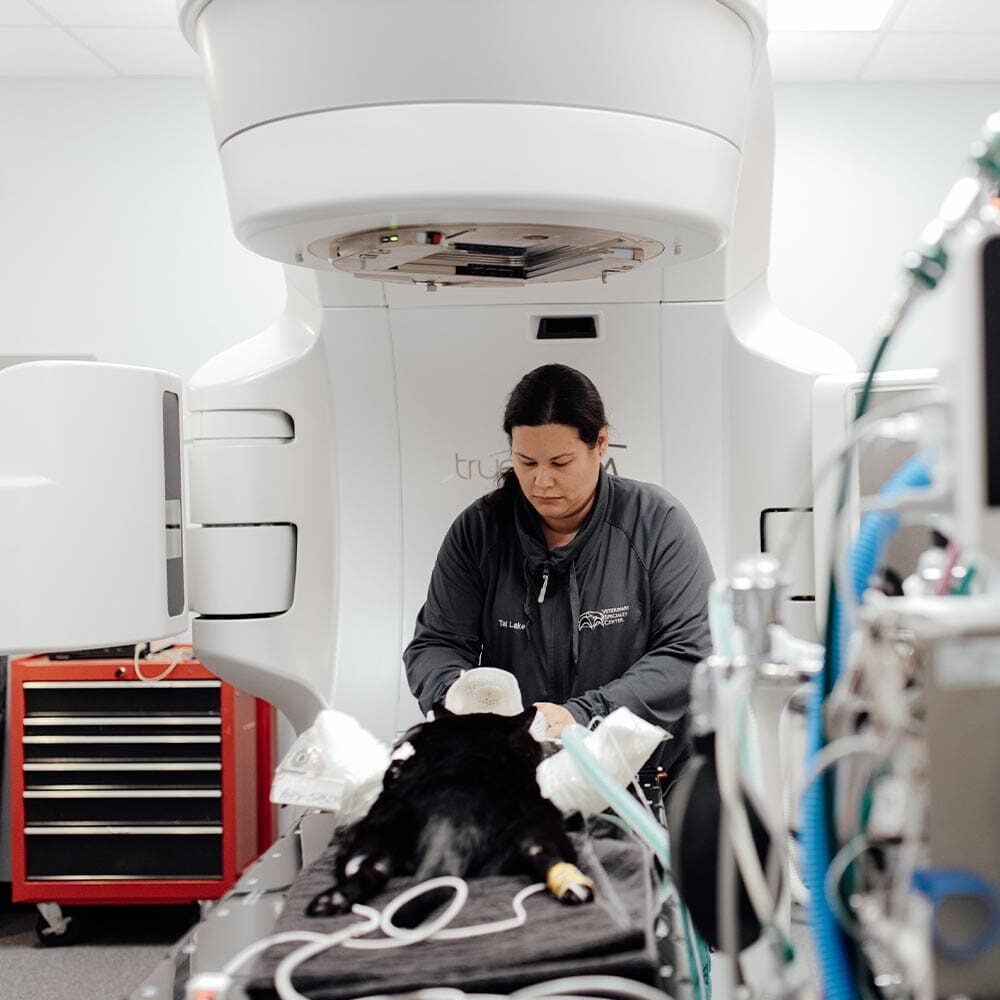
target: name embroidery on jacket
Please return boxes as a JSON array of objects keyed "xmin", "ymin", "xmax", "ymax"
[
  {"xmin": 497, "ymin": 619, "xmax": 527, "ymax": 631},
  {"xmin": 578, "ymin": 605, "xmax": 631, "ymax": 630}
]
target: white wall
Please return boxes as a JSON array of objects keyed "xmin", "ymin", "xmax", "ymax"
[
  {"xmin": 771, "ymin": 83, "xmax": 1000, "ymax": 372},
  {"xmin": 1, "ymin": 81, "xmax": 997, "ymax": 378},
  {"xmin": 0, "ymin": 81, "xmax": 285, "ymax": 378}
]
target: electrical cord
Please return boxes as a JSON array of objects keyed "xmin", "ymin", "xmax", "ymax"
[{"xmin": 133, "ymin": 642, "xmax": 189, "ymax": 682}]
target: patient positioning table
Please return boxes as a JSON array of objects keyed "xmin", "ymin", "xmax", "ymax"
[
  {"xmin": 245, "ymin": 831, "xmax": 662, "ymax": 999},
  {"xmin": 127, "ymin": 815, "xmax": 686, "ymax": 1000}
]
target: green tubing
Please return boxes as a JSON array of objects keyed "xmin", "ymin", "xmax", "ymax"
[
  {"xmin": 560, "ymin": 725, "xmax": 669, "ymax": 865},
  {"xmin": 954, "ymin": 563, "xmax": 978, "ymax": 595},
  {"xmin": 560, "ymin": 725, "xmax": 709, "ymax": 1000}
]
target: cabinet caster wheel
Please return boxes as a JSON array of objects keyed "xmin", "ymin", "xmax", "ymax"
[{"xmin": 35, "ymin": 903, "xmax": 81, "ymax": 946}]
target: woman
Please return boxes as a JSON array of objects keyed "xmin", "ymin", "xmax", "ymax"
[{"xmin": 404, "ymin": 364, "xmax": 714, "ymax": 775}]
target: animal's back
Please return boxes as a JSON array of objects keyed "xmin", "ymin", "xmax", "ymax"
[{"xmin": 306, "ymin": 708, "xmax": 595, "ymax": 916}]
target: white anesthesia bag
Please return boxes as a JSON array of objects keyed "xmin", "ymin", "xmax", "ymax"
[
  {"xmin": 537, "ymin": 707, "xmax": 667, "ymax": 817},
  {"xmin": 271, "ymin": 709, "xmax": 390, "ymax": 825}
]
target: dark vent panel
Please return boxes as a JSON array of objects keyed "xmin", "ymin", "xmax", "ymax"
[{"xmin": 535, "ymin": 316, "xmax": 598, "ymax": 340}]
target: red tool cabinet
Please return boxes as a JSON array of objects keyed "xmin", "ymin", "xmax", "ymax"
[{"xmin": 8, "ymin": 651, "xmax": 274, "ymax": 906}]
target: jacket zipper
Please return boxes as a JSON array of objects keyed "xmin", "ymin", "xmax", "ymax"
[
  {"xmin": 537, "ymin": 563, "xmax": 567, "ymax": 701},
  {"xmin": 537, "ymin": 565, "xmax": 550, "ymax": 603}
]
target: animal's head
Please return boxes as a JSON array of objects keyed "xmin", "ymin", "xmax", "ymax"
[{"xmin": 399, "ymin": 706, "xmax": 544, "ymax": 767}]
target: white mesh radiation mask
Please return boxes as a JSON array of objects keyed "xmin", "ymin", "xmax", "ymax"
[{"xmin": 444, "ymin": 667, "xmax": 525, "ymax": 716}]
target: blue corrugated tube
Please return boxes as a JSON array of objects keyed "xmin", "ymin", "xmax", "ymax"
[
  {"xmin": 848, "ymin": 454, "xmax": 934, "ymax": 604},
  {"xmin": 840, "ymin": 452, "xmax": 935, "ymax": 665},
  {"xmin": 803, "ymin": 601, "xmax": 857, "ymax": 1000},
  {"xmin": 804, "ymin": 453, "xmax": 933, "ymax": 1000}
]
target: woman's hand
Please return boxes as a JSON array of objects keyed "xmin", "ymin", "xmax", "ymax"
[{"xmin": 533, "ymin": 701, "xmax": 576, "ymax": 739}]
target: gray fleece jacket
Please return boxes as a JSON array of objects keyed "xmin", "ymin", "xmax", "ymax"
[{"xmin": 403, "ymin": 467, "xmax": 715, "ymax": 771}]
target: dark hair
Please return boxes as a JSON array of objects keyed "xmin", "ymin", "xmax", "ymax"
[{"xmin": 481, "ymin": 364, "xmax": 608, "ymax": 512}]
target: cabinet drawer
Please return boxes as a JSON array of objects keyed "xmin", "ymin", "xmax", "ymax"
[
  {"xmin": 25, "ymin": 829, "xmax": 223, "ymax": 879},
  {"xmin": 24, "ymin": 717, "xmax": 221, "ymax": 739},
  {"xmin": 23, "ymin": 762, "xmax": 222, "ymax": 791},
  {"xmin": 23, "ymin": 734, "xmax": 221, "ymax": 763},
  {"xmin": 24, "ymin": 681, "xmax": 220, "ymax": 717},
  {"xmin": 24, "ymin": 790, "xmax": 222, "ymax": 825}
]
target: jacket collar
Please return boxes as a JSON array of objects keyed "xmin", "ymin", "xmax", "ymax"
[{"xmin": 514, "ymin": 465, "xmax": 611, "ymax": 574}]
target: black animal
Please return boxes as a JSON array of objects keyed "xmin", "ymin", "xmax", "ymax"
[{"xmin": 307, "ymin": 707, "xmax": 594, "ymax": 917}]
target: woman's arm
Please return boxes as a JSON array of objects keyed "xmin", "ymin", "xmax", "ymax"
[
  {"xmin": 564, "ymin": 502, "xmax": 715, "ymax": 735},
  {"xmin": 403, "ymin": 514, "xmax": 487, "ymax": 714}
]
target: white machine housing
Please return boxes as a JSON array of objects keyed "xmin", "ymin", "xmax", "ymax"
[
  {"xmin": 178, "ymin": 0, "xmax": 765, "ymax": 276},
  {"xmin": 0, "ymin": 362, "xmax": 188, "ymax": 651},
  {"xmin": 0, "ymin": 1, "xmax": 856, "ymax": 744}
]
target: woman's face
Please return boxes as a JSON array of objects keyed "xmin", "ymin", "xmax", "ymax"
[{"xmin": 510, "ymin": 423, "xmax": 608, "ymax": 527}]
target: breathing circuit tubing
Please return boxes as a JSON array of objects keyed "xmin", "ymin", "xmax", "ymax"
[
  {"xmin": 559, "ymin": 725, "xmax": 708, "ymax": 1000},
  {"xmin": 802, "ymin": 110, "xmax": 1000, "ymax": 999},
  {"xmin": 803, "ymin": 453, "xmax": 934, "ymax": 1000}
]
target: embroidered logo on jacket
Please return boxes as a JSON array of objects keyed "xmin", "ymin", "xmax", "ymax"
[{"xmin": 578, "ymin": 605, "xmax": 631, "ymax": 630}]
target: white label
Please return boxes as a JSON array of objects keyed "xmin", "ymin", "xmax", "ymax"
[{"xmin": 935, "ymin": 636, "xmax": 1000, "ymax": 688}]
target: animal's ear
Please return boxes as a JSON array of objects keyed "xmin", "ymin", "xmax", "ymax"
[
  {"xmin": 509, "ymin": 707, "xmax": 539, "ymax": 731},
  {"xmin": 394, "ymin": 721, "xmax": 426, "ymax": 748},
  {"xmin": 431, "ymin": 701, "xmax": 455, "ymax": 718}
]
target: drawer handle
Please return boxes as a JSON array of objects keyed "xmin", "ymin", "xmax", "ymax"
[
  {"xmin": 24, "ymin": 762, "xmax": 221, "ymax": 771},
  {"xmin": 25, "ymin": 717, "xmax": 221, "ymax": 727},
  {"xmin": 23, "ymin": 735, "xmax": 221, "ymax": 744},
  {"xmin": 26, "ymin": 825, "xmax": 223, "ymax": 835},
  {"xmin": 25, "ymin": 789, "xmax": 222, "ymax": 799},
  {"xmin": 24, "ymin": 681, "xmax": 221, "ymax": 689}
]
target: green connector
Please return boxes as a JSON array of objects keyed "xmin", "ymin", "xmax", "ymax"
[
  {"xmin": 902, "ymin": 243, "xmax": 948, "ymax": 290},
  {"xmin": 970, "ymin": 118, "xmax": 1000, "ymax": 183}
]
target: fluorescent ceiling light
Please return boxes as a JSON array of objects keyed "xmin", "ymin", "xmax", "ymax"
[{"xmin": 767, "ymin": 0, "xmax": 895, "ymax": 31}]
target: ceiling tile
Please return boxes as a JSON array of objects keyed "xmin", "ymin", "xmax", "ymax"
[
  {"xmin": 0, "ymin": 0, "xmax": 48, "ymax": 25},
  {"xmin": 892, "ymin": 0, "xmax": 1000, "ymax": 33},
  {"xmin": 0, "ymin": 26, "xmax": 113, "ymax": 75},
  {"xmin": 33, "ymin": 0, "xmax": 177, "ymax": 28},
  {"xmin": 74, "ymin": 26, "xmax": 199, "ymax": 76},
  {"xmin": 863, "ymin": 32, "xmax": 1000, "ymax": 81},
  {"xmin": 768, "ymin": 32, "xmax": 881, "ymax": 82},
  {"xmin": 768, "ymin": 0, "xmax": 895, "ymax": 32}
]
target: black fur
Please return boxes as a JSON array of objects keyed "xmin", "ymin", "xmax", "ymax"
[{"xmin": 306, "ymin": 707, "xmax": 590, "ymax": 918}]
